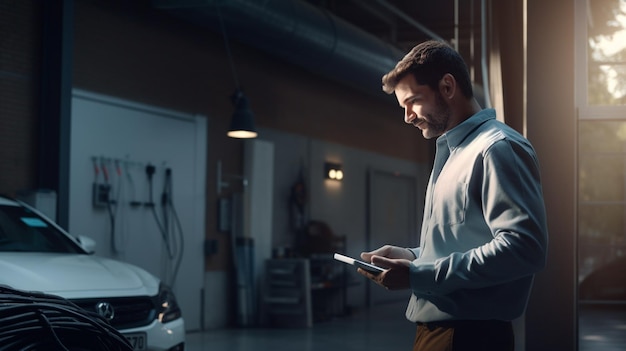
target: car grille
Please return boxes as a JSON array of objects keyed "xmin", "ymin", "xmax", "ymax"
[{"xmin": 70, "ymin": 296, "xmax": 157, "ymax": 329}]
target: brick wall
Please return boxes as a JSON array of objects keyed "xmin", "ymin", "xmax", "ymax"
[{"xmin": 0, "ymin": 0, "xmax": 40, "ymax": 196}]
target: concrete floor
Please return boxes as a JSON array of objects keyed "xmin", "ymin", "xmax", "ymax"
[
  {"xmin": 185, "ymin": 302, "xmax": 626, "ymax": 351},
  {"xmin": 579, "ymin": 304, "xmax": 626, "ymax": 351},
  {"xmin": 185, "ymin": 301, "xmax": 413, "ymax": 351}
]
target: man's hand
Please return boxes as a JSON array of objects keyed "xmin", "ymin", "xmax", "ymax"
[
  {"xmin": 361, "ymin": 245, "xmax": 415, "ymax": 261},
  {"xmin": 358, "ymin": 247, "xmax": 413, "ymax": 290}
]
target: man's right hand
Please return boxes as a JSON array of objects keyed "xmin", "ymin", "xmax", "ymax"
[
  {"xmin": 358, "ymin": 245, "xmax": 413, "ymax": 290},
  {"xmin": 361, "ymin": 245, "xmax": 415, "ymax": 262}
]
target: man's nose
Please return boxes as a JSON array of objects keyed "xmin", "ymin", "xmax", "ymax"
[{"xmin": 404, "ymin": 107, "xmax": 414, "ymax": 124}]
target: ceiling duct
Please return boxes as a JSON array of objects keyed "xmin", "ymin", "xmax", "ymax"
[{"xmin": 152, "ymin": 0, "xmax": 405, "ymax": 98}]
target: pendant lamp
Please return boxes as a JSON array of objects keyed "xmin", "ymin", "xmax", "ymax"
[
  {"xmin": 217, "ymin": 2, "xmax": 257, "ymax": 139},
  {"xmin": 227, "ymin": 89, "xmax": 257, "ymax": 138}
]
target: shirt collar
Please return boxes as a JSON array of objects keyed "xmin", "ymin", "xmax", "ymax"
[{"xmin": 439, "ymin": 108, "xmax": 496, "ymax": 151}]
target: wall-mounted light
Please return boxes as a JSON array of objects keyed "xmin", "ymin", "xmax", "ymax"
[{"xmin": 324, "ymin": 162, "xmax": 344, "ymax": 181}]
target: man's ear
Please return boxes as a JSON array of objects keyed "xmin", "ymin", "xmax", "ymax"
[{"xmin": 439, "ymin": 73, "xmax": 456, "ymax": 99}]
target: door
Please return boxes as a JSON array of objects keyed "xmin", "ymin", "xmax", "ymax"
[{"xmin": 367, "ymin": 169, "xmax": 418, "ymax": 306}]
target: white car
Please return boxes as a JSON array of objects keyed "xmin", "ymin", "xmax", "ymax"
[{"xmin": 0, "ymin": 195, "xmax": 185, "ymax": 350}]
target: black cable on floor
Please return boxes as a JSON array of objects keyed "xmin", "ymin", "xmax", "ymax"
[{"xmin": 0, "ymin": 286, "xmax": 132, "ymax": 351}]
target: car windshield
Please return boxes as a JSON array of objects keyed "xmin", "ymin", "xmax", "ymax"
[{"xmin": 0, "ymin": 205, "xmax": 84, "ymax": 253}]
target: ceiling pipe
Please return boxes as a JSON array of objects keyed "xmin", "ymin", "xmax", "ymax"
[
  {"xmin": 372, "ymin": 0, "xmax": 447, "ymax": 43},
  {"xmin": 152, "ymin": 0, "xmax": 405, "ymax": 99},
  {"xmin": 349, "ymin": 0, "xmax": 398, "ymax": 44}
]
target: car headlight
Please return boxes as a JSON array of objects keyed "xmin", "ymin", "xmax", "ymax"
[{"xmin": 156, "ymin": 283, "xmax": 182, "ymax": 324}]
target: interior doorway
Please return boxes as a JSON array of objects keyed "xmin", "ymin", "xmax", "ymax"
[{"xmin": 367, "ymin": 169, "xmax": 419, "ymax": 306}]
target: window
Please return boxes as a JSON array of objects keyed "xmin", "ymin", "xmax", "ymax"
[
  {"xmin": 577, "ymin": 0, "xmax": 626, "ymax": 291},
  {"xmin": 0, "ymin": 205, "xmax": 82, "ymax": 253},
  {"xmin": 576, "ymin": 0, "xmax": 626, "ymax": 348},
  {"xmin": 586, "ymin": 0, "xmax": 626, "ymax": 106},
  {"xmin": 578, "ymin": 120, "xmax": 626, "ymax": 286}
]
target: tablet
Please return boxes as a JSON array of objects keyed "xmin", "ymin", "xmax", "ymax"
[{"xmin": 333, "ymin": 253, "xmax": 386, "ymax": 275}]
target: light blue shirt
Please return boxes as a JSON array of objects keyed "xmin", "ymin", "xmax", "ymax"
[{"xmin": 405, "ymin": 108, "xmax": 548, "ymax": 322}]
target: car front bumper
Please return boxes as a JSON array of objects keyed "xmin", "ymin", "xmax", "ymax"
[{"xmin": 120, "ymin": 317, "xmax": 185, "ymax": 351}]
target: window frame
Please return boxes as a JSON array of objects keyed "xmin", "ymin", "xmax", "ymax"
[{"xmin": 576, "ymin": 0, "xmax": 626, "ymax": 119}]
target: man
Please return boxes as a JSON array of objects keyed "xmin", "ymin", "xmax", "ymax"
[{"xmin": 358, "ymin": 40, "xmax": 548, "ymax": 351}]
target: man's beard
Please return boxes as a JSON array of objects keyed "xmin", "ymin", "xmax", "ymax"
[{"xmin": 422, "ymin": 92, "xmax": 450, "ymax": 138}]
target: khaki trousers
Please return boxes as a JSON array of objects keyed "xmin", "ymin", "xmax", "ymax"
[{"xmin": 413, "ymin": 320, "xmax": 514, "ymax": 351}]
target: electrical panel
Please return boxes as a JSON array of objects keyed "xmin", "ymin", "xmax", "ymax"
[{"xmin": 92, "ymin": 183, "xmax": 111, "ymax": 207}]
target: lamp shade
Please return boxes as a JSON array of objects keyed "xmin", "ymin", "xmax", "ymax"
[{"xmin": 227, "ymin": 90, "xmax": 257, "ymax": 138}]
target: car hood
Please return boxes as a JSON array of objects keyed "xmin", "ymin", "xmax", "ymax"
[{"xmin": 0, "ymin": 252, "xmax": 159, "ymax": 299}]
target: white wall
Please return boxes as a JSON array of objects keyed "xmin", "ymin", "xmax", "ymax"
[
  {"xmin": 256, "ymin": 127, "xmax": 429, "ymax": 308},
  {"xmin": 243, "ymin": 139, "xmax": 275, "ymax": 325},
  {"xmin": 69, "ymin": 89, "xmax": 207, "ymax": 331},
  {"xmin": 309, "ymin": 138, "xmax": 428, "ymax": 307}
]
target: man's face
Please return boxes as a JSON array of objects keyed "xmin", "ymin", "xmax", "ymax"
[{"xmin": 394, "ymin": 74, "xmax": 451, "ymax": 139}]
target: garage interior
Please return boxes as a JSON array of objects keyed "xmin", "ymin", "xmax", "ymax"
[{"xmin": 1, "ymin": 0, "xmax": 625, "ymax": 350}]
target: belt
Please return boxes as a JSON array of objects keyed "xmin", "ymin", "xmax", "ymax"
[{"xmin": 416, "ymin": 319, "xmax": 511, "ymax": 330}]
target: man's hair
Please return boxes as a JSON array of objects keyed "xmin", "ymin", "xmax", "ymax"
[{"xmin": 382, "ymin": 40, "xmax": 474, "ymax": 98}]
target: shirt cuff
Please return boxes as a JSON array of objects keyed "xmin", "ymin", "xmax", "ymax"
[
  {"xmin": 409, "ymin": 260, "xmax": 438, "ymax": 296},
  {"xmin": 407, "ymin": 247, "xmax": 421, "ymax": 259}
]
